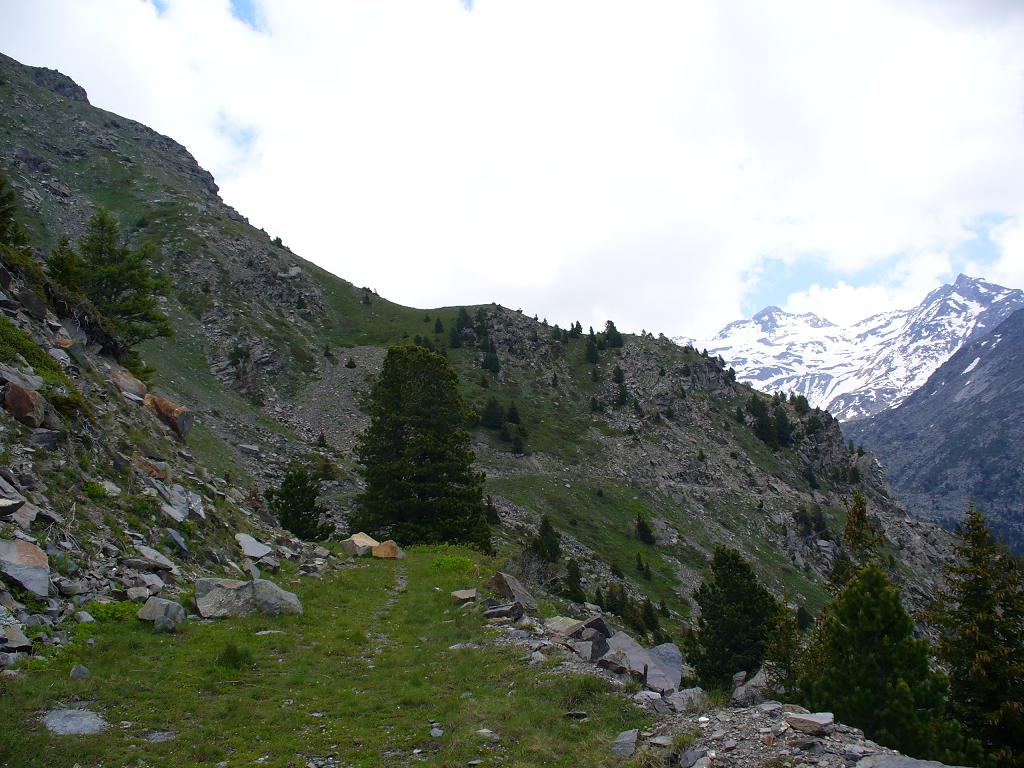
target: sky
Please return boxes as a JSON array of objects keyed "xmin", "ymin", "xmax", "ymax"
[{"xmin": 1, "ymin": 0, "xmax": 1023, "ymax": 338}]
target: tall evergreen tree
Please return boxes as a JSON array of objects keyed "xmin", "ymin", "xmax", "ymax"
[
  {"xmin": 929, "ymin": 506, "xmax": 1024, "ymax": 768},
  {"xmin": 265, "ymin": 467, "xmax": 331, "ymax": 541},
  {"xmin": 0, "ymin": 171, "xmax": 29, "ymax": 248},
  {"xmin": 564, "ymin": 558, "xmax": 586, "ymax": 602},
  {"xmin": 612, "ymin": 365, "xmax": 625, "ymax": 384},
  {"xmin": 690, "ymin": 547, "xmax": 780, "ymax": 688},
  {"xmin": 635, "ymin": 512, "xmax": 656, "ymax": 545},
  {"xmin": 604, "ymin": 320, "xmax": 624, "ymax": 348},
  {"xmin": 584, "ymin": 334, "xmax": 599, "ymax": 364},
  {"xmin": 798, "ymin": 566, "xmax": 982, "ymax": 764},
  {"xmin": 480, "ymin": 396, "xmax": 505, "ymax": 429},
  {"xmin": 352, "ymin": 345, "xmax": 491, "ymax": 551},
  {"xmin": 48, "ymin": 208, "xmax": 172, "ymax": 347}
]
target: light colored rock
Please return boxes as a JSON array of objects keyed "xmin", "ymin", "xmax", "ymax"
[
  {"xmin": 650, "ymin": 642, "xmax": 683, "ymax": 688},
  {"xmin": 543, "ymin": 616, "xmax": 580, "ymax": 636},
  {"xmin": 599, "ymin": 631, "xmax": 676, "ymax": 693},
  {"xmin": 74, "ymin": 611, "xmax": 95, "ymax": 623},
  {"xmin": 2, "ymin": 625, "xmax": 31, "ymax": 651},
  {"xmin": 611, "ymin": 729, "xmax": 638, "ymax": 758},
  {"xmin": 110, "ymin": 367, "xmax": 147, "ymax": 398},
  {"xmin": 253, "ymin": 579, "xmax": 303, "ymax": 615},
  {"xmin": 0, "ymin": 538, "xmax": 49, "ymax": 596},
  {"xmin": 667, "ymin": 686, "xmax": 706, "ymax": 713},
  {"xmin": 785, "ymin": 711, "xmax": 835, "ymax": 735},
  {"xmin": 235, "ymin": 533, "xmax": 272, "ymax": 559},
  {"xmin": 42, "ymin": 708, "xmax": 108, "ymax": 735},
  {"xmin": 488, "ymin": 571, "xmax": 538, "ymax": 611},
  {"xmin": 451, "ymin": 588, "xmax": 477, "ymax": 603},
  {"xmin": 126, "ymin": 586, "xmax": 150, "ymax": 602},
  {"xmin": 340, "ymin": 532, "xmax": 379, "ymax": 556},
  {"xmin": 133, "ymin": 545, "xmax": 178, "ymax": 574},
  {"xmin": 137, "ymin": 596, "xmax": 186, "ymax": 626},
  {"xmin": 371, "ymin": 540, "xmax": 405, "ymax": 559}
]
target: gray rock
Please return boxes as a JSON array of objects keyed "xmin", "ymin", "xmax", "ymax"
[
  {"xmin": 194, "ymin": 577, "xmax": 302, "ymax": 618},
  {"xmin": 732, "ymin": 666, "xmax": 769, "ymax": 705},
  {"xmin": 854, "ymin": 757, "xmax": 970, "ymax": 768},
  {"xmin": 340, "ymin": 532, "xmax": 379, "ymax": 556},
  {"xmin": 137, "ymin": 596, "xmax": 186, "ymax": 626},
  {"xmin": 482, "ymin": 602, "xmax": 524, "ymax": 620},
  {"xmin": 2, "ymin": 624, "xmax": 31, "ymax": 651},
  {"xmin": 235, "ymin": 533, "xmax": 272, "ymax": 559},
  {"xmin": 126, "ymin": 586, "xmax": 150, "ymax": 602},
  {"xmin": 0, "ymin": 538, "xmax": 49, "ymax": 596},
  {"xmin": 146, "ymin": 731, "xmax": 176, "ymax": 742},
  {"xmin": 42, "ymin": 708, "xmax": 108, "ymax": 735},
  {"xmin": 667, "ymin": 686, "xmax": 705, "ymax": 713},
  {"xmin": 430, "ymin": 727, "xmax": 444, "ymax": 738},
  {"xmin": 153, "ymin": 616, "xmax": 176, "ymax": 633},
  {"xmin": 785, "ymin": 711, "xmax": 834, "ymax": 735},
  {"xmin": 599, "ymin": 631, "xmax": 676, "ymax": 693},
  {"xmin": 29, "ymin": 429, "xmax": 61, "ymax": 450},
  {"xmin": 569, "ymin": 640, "xmax": 593, "ymax": 661},
  {"xmin": 70, "ymin": 664, "xmax": 90, "ymax": 680},
  {"xmin": 488, "ymin": 571, "xmax": 537, "ymax": 611},
  {"xmin": 164, "ymin": 528, "xmax": 189, "ymax": 555},
  {"xmin": 451, "ymin": 588, "xmax": 477, "ymax": 603},
  {"xmin": 611, "ymin": 729, "xmax": 638, "ymax": 758},
  {"xmin": 0, "ymin": 475, "xmax": 26, "ymax": 517},
  {"xmin": 650, "ymin": 642, "xmax": 683, "ymax": 688},
  {"xmin": 543, "ymin": 616, "xmax": 579, "ymax": 636},
  {"xmin": 133, "ymin": 545, "xmax": 177, "ymax": 574},
  {"xmin": 74, "ymin": 610, "xmax": 95, "ymax": 623},
  {"xmin": 678, "ymin": 749, "xmax": 708, "ymax": 768}
]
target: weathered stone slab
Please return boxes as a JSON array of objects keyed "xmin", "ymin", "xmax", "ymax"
[
  {"xmin": 137, "ymin": 596, "xmax": 186, "ymax": 626},
  {"xmin": 194, "ymin": 577, "xmax": 302, "ymax": 618},
  {"xmin": 42, "ymin": 708, "xmax": 108, "ymax": 735},
  {"xmin": 650, "ymin": 642, "xmax": 683, "ymax": 689},
  {"xmin": 235, "ymin": 533, "xmax": 272, "ymax": 559},
  {"xmin": 600, "ymin": 631, "xmax": 676, "ymax": 693},
  {"xmin": 785, "ymin": 711, "xmax": 834, "ymax": 735},
  {"xmin": 133, "ymin": 545, "xmax": 177, "ymax": 574},
  {"xmin": 0, "ymin": 538, "xmax": 49, "ymax": 596},
  {"xmin": 451, "ymin": 588, "xmax": 477, "ymax": 603},
  {"xmin": 488, "ymin": 571, "xmax": 537, "ymax": 612},
  {"xmin": 611, "ymin": 729, "xmax": 638, "ymax": 758}
]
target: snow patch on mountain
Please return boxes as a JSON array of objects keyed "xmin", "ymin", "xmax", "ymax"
[{"xmin": 679, "ymin": 274, "xmax": 1024, "ymax": 421}]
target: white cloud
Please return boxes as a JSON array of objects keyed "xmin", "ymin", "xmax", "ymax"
[
  {"xmin": 783, "ymin": 251, "xmax": 954, "ymax": 325},
  {"xmin": 1, "ymin": 0, "xmax": 1023, "ymax": 337}
]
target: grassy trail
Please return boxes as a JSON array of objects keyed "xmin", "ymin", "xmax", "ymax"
[{"xmin": 0, "ymin": 547, "xmax": 647, "ymax": 767}]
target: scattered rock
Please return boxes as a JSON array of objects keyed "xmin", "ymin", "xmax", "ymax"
[
  {"xmin": 0, "ymin": 538, "xmax": 50, "ymax": 596},
  {"xmin": 785, "ymin": 711, "xmax": 835, "ymax": 735},
  {"xmin": 482, "ymin": 602, "xmax": 524, "ymax": 621},
  {"xmin": 488, "ymin": 571, "xmax": 537, "ymax": 611},
  {"xmin": 137, "ymin": 596, "xmax": 186, "ymax": 627},
  {"xmin": 154, "ymin": 616, "xmax": 176, "ymax": 633},
  {"xmin": 340, "ymin": 532, "xmax": 379, "ymax": 556},
  {"xmin": 74, "ymin": 611, "xmax": 95, "ymax": 623},
  {"xmin": 235, "ymin": 533, "xmax": 272, "ymax": 559},
  {"xmin": 451, "ymin": 588, "xmax": 477, "ymax": 603},
  {"xmin": 42, "ymin": 708, "xmax": 108, "ymax": 736},
  {"xmin": 2, "ymin": 624, "xmax": 31, "ymax": 652},
  {"xmin": 110, "ymin": 367, "xmax": 147, "ymax": 398},
  {"xmin": 371, "ymin": 540, "xmax": 405, "ymax": 559},
  {"xmin": 4, "ymin": 382, "xmax": 43, "ymax": 427},
  {"xmin": 70, "ymin": 664, "xmax": 90, "ymax": 680},
  {"xmin": 611, "ymin": 728, "xmax": 638, "ymax": 758}
]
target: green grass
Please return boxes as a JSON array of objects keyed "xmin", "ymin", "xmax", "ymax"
[{"xmin": 0, "ymin": 547, "xmax": 649, "ymax": 767}]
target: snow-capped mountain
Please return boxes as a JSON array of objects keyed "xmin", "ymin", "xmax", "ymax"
[{"xmin": 683, "ymin": 274, "xmax": 1024, "ymax": 421}]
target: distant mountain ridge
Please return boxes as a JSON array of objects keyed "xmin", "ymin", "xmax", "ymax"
[
  {"xmin": 683, "ymin": 274, "xmax": 1024, "ymax": 421},
  {"xmin": 844, "ymin": 308, "xmax": 1024, "ymax": 552}
]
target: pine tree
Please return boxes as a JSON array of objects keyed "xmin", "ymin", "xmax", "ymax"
[
  {"xmin": 584, "ymin": 334, "xmax": 599, "ymax": 364},
  {"xmin": 690, "ymin": 547, "xmax": 780, "ymax": 688},
  {"xmin": 448, "ymin": 325, "xmax": 463, "ymax": 348},
  {"xmin": 506, "ymin": 402, "xmax": 520, "ymax": 424},
  {"xmin": 642, "ymin": 598, "xmax": 660, "ymax": 632},
  {"xmin": 612, "ymin": 365, "xmax": 625, "ymax": 384},
  {"xmin": 589, "ymin": 396, "xmax": 601, "ymax": 413},
  {"xmin": 798, "ymin": 566, "xmax": 982, "ymax": 764},
  {"xmin": 434, "ymin": 317, "xmax": 444, "ymax": 334},
  {"xmin": 0, "ymin": 171, "xmax": 29, "ymax": 248},
  {"xmin": 604, "ymin": 320, "xmax": 624, "ymax": 348},
  {"xmin": 928, "ymin": 506, "xmax": 1024, "ymax": 768},
  {"xmin": 352, "ymin": 345, "xmax": 491, "ymax": 551},
  {"xmin": 533, "ymin": 515, "xmax": 561, "ymax": 563},
  {"xmin": 635, "ymin": 512, "xmax": 656, "ymax": 544},
  {"xmin": 48, "ymin": 209, "xmax": 173, "ymax": 347},
  {"xmin": 635, "ymin": 552, "xmax": 645, "ymax": 572},
  {"xmin": 565, "ymin": 558, "xmax": 586, "ymax": 602},
  {"xmin": 480, "ymin": 396, "xmax": 505, "ymax": 429},
  {"xmin": 614, "ymin": 383, "xmax": 628, "ymax": 407},
  {"xmin": 265, "ymin": 467, "xmax": 331, "ymax": 541}
]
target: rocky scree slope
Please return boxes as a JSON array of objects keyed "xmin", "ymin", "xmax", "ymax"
[
  {"xmin": 0, "ymin": 51, "xmax": 950, "ymax": 636},
  {"xmin": 845, "ymin": 308, "xmax": 1024, "ymax": 553},
  {"xmin": 687, "ymin": 274, "xmax": 1024, "ymax": 422}
]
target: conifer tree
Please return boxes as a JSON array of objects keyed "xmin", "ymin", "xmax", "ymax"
[
  {"xmin": 614, "ymin": 383, "xmax": 628, "ymax": 407},
  {"xmin": 929, "ymin": 506, "xmax": 1024, "ymax": 768},
  {"xmin": 565, "ymin": 558, "xmax": 586, "ymax": 602},
  {"xmin": 506, "ymin": 402, "xmax": 520, "ymax": 424},
  {"xmin": 635, "ymin": 512, "xmax": 656, "ymax": 544},
  {"xmin": 533, "ymin": 514, "xmax": 561, "ymax": 563},
  {"xmin": 448, "ymin": 325, "xmax": 463, "ymax": 348},
  {"xmin": 642, "ymin": 598, "xmax": 660, "ymax": 632},
  {"xmin": 585, "ymin": 334, "xmax": 599, "ymax": 364},
  {"xmin": 604, "ymin": 320, "xmax": 624, "ymax": 348},
  {"xmin": 690, "ymin": 547, "xmax": 780, "ymax": 688},
  {"xmin": 612, "ymin": 365, "xmax": 625, "ymax": 384},
  {"xmin": 265, "ymin": 467, "xmax": 331, "ymax": 541},
  {"xmin": 798, "ymin": 566, "xmax": 982, "ymax": 764},
  {"xmin": 480, "ymin": 396, "xmax": 505, "ymax": 429},
  {"xmin": 48, "ymin": 208, "xmax": 172, "ymax": 347},
  {"xmin": 352, "ymin": 345, "xmax": 490, "ymax": 551},
  {"xmin": 434, "ymin": 317, "xmax": 444, "ymax": 334},
  {"xmin": 0, "ymin": 171, "xmax": 28, "ymax": 248}
]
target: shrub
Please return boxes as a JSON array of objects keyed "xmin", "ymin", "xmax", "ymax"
[{"xmin": 216, "ymin": 643, "xmax": 254, "ymax": 670}]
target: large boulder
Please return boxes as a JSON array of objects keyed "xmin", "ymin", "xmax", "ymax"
[
  {"xmin": 137, "ymin": 596, "xmax": 186, "ymax": 627},
  {"xmin": 42, "ymin": 708, "xmax": 109, "ymax": 736},
  {"xmin": 855, "ymin": 757, "xmax": 970, "ymax": 768},
  {"xmin": 132, "ymin": 545, "xmax": 178, "ymax": 575},
  {"xmin": 110, "ymin": 367, "xmax": 147, "ymax": 398},
  {"xmin": 733, "ymin": 666, "xmax": 770, "ymax": 705},
  {"xmin": 4, "ymin": 382, "xmax": 43, "ymax": 427},
  {"xmin": 785, "ymin": 711, "xmax": 835, "ymax": 735},
  {"xmin": 194, "ymin": 577, "xmax": 302, "ymax": 618},
  {"xmin": 144, "ymin": 394, "xmax": 194, "ymax": 437},
  {"xmin": 488, "ymin": 571, "xmax": 537, "ymax": 612},
  {"xmin": 597, "ymin": 631, "xmax": 676, "ymax": 693},
  {"xmin": 0, "ymin": 475, "xmax": 27, "ymax": 517},
  {"xmin": 371, "ymin": 540, "xmax": 405, "ymax": 559},
  {"xmin": 0, "ymin": 538, "xmax": 49, "ymax": 596},
  {"xmin": 650, "ymin": 642, "xmax": 684, "ymax": 689},
  {"xmin": 340, "ymin": 532, "xmax": 379, "ymax": 556}
]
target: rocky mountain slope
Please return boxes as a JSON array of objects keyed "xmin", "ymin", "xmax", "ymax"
[
  {"xmin": 845, "ymin": 308, "xmax": 1024, "ymax": 553},
  {"xmin": 686, "ymin": 275, "xmax": 1024, "ymax": 421},
  {"xmin": 0, "ymin": 46, "xmax": 953, "ymax": 664}
]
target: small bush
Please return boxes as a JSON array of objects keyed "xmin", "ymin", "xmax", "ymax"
[
  {"xmin": 82, "ymin": 600, "xmax": 137, "ymax": 622},
  {"xmin": 216, "ymin": 643, "xmax": 254, "ymax": 670},
  {"xmin": 83, "ymin": 481, "xmax": 108, "ymax": 502}
]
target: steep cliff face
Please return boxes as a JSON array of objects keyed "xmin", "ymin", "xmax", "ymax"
[
  {"xmin": 846, "ymin": 309, "xmax": 1024, "ymax": 553},
  {"xmin": 0, "ymin": 51, "xmax": 950, "ymax": 624}
]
